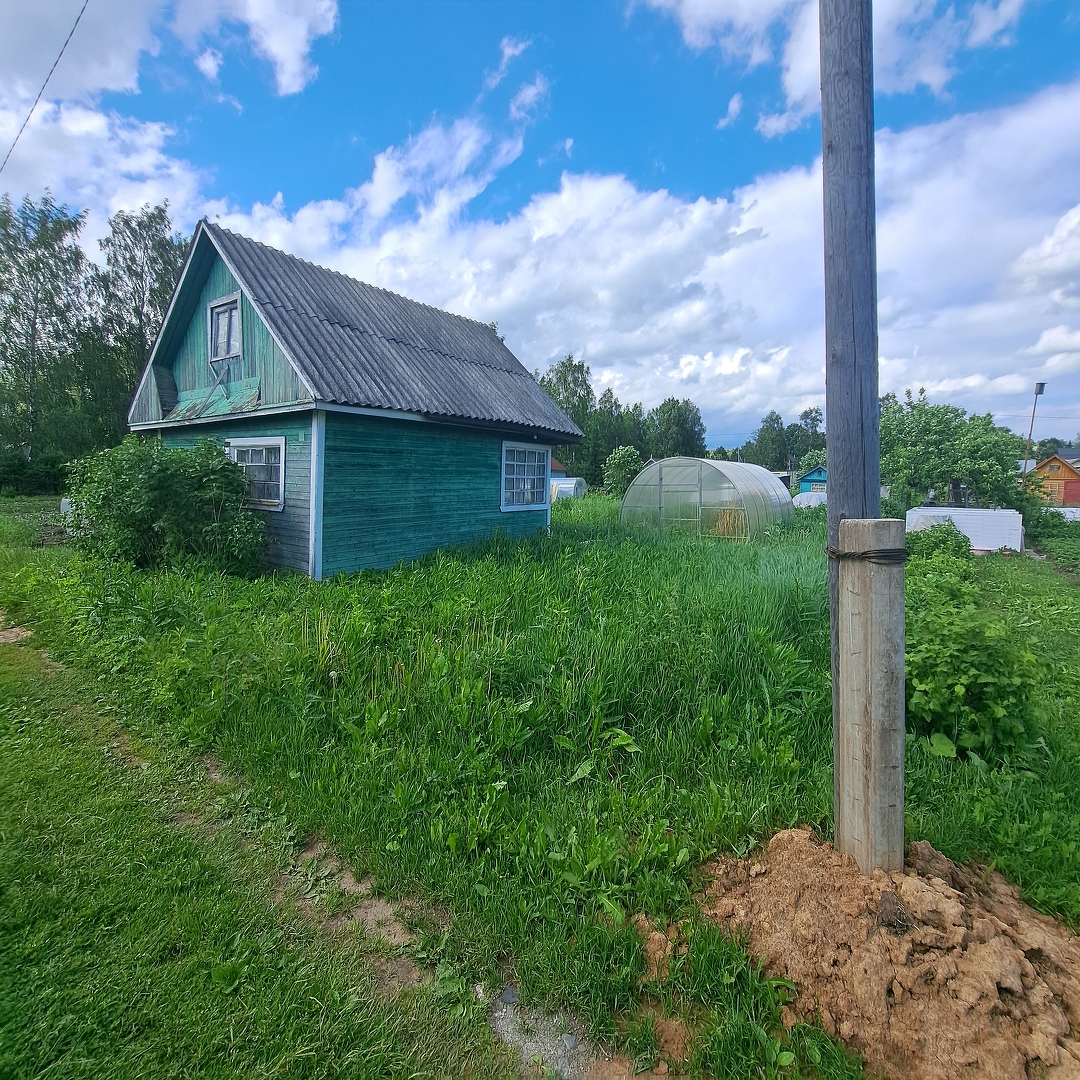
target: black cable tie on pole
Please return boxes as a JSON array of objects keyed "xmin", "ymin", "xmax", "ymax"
[{"xmin": 825, "ymin": 546, "xmax": 909, "ymax": 565}]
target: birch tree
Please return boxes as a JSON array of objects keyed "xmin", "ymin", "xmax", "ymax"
[{"xmin": 0, "ymin": 193, "xmax": 86, "ymax": 458}]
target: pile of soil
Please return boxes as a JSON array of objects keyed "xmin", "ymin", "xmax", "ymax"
[{"xmin": 700, "ymin": 830, "xmax": 1080, "ymax": 1079}]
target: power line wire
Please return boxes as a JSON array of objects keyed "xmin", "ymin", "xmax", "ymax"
[{"xmin": 0, "ymin": 0, "xmax": 91, "ymax": 178}]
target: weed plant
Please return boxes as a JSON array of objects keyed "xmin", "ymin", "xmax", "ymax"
[{"xmin": 2, "ymin": 496, "xmax": 1079, "ymax": 1074}]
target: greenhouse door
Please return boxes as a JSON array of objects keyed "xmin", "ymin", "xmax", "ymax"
[{"xmin": 659, "ymin": 459, "xmax": 702, "ymax": 535}]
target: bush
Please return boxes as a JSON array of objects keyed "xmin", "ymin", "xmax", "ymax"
[
  {"xmin": 0, "ymin": 450, "xmax": 66, "ymax": 495},
  {"xmin": 66, "ymin": 436, "xmax": 265, "ymax": 574},
  {"xmin": 602, "ymin": 445, "xmax": 644, "ymax": 498},
  {"xmin": 905, "ymin": 545, "xmax": 1041, "ymax": 761},
  {"xmin": 906, "ymin": 522, "xmax": 973, "ymax": 561},
  {"xmin": 1026, "ymin": 506, "xmax": 1080, "ymax": 547}
]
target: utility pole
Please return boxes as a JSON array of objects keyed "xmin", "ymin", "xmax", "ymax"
[
  {"xmin": 820, "ymin": 0, "xmax": 905, "ymax": 874},
  {"xmin": 1023, "ymin": 382, "xmax": 1046, "ymax": 476}
]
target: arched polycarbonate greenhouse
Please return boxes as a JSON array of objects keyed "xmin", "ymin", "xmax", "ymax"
[{"xmin": 619, "ymin": 457, "xmax": 794, "ymax": 539}]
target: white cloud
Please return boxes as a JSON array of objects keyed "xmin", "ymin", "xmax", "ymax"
[
  {"xmin": 0, "ymin": 97, "xmax": 206, "ymax": 252},
  {"xmin": 1021, "ymin": 325, "xmax": 1080, "ymax": 354},
  {"xmin": 509, "ymin": 74, "xmax": 550, "ymax": 122},
  {"xmin": 210, "ymin": 75, "xmax": 1080, "ymax": 437},
  {"xmin": 1014, "ymin": 203, "xmax": 1080, "ymax": 308},
  {"xmin": 968, "ymin": 0, "xmax": 1027, "ymax": 46},
  {"xmin": 2, "ymin": 4, "xmax": 1077, "ymax": 441},
  {"xmin": 195, "ymin": 47, "xmax": 223, "ymax": 80},
  {"xmin": 643, "ymin": 0, "xmax": 1030, "ymax": 136},
  {"xmin": 716, "ymin": 92, "xmax": 742, "ymax": 129},
  {"xmin": 0, "ymin": 0, "xmax": 337, "ymax": 109},
  {"xmin": 485, "ymin": 36, "xmax": 530, "ymax": 90},
  {"xmin": 170, "ymin": 0, "xmax": 338, "ymax": 95},
  {"xmin": 0, "ymin": 0, "xmax": 163, "ymax": 103}
]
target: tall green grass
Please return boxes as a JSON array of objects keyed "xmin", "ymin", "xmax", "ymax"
[{"xmin": 2, "ymin": 494, "xmax": 1079, "ymax": 1074}]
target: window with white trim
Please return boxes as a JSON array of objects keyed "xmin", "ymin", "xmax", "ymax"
[
  {"xmin": 501, "ymin": 442, "xmax": 549, "ymax": 510},
  {"xmin": 226, "ymin": 437, "xmax": 285, "ymax": 511},
  {"xmin": 209, "ymin": 295, "xmax": 241, "ymax": 361}
]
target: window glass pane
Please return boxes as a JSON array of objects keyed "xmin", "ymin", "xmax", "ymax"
[
  {"xmin": 232, "ymin": 442, "xmax": 282, "ymax": 505},
  {"xmin": 227, "ymin": 307, "xmax": 240, "ymax": 355},
  {"xmin": 502, "ymin": 446, "xmax": 547, "ymax": 506},
  {"xmin": 212, "ymin": 302, "xmax": 239, "ymax": 358}
]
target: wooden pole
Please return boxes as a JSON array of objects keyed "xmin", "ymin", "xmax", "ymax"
[
  {"xmin": 1023, "ymin": 382, "xmax": 1045, "ymax": 476},
  {"xmin": 836, "ymin": 519, "xmax": 905, "ymax": 872},
  {"xmin": 820, "ymin": 0, "xmax": 904, "ymax": 872}
]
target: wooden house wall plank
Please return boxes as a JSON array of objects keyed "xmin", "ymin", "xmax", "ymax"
[
  {"xmin": 321, "ymin": 412, "xmax": 548, "ymax": 575},
  {"xmin": 168, "ymin": 256, "xmax": 308, "ymax": 408},
  {"xmin": 161, "ymin": 413, "xmax": 312, "ymax": 572}
]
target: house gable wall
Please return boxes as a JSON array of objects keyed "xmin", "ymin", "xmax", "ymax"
[
  {"xmin": 320, "ymin": 411, "xmax": 548, "ymax": 575},
  {"xmin": 160, "ymin": 413, "xmax": 312, "ymax": 572},
  {"xmin": 130, "ymin": 244, "xmax": 310, "ymax": 427},
  {"xmin": 1036, "ymin": 455, "xmax": 1080, "ymax": 506}
]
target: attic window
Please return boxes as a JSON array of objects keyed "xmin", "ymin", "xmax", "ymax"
[
  {"xmin": 501, "ymin": 442, "xmax": 549, "ymax": 510},
  {"xmin": 226, "ymin": 437, "xmax": 285, "ymax": 511},
  {"xmin": 1049, "ymin": 464, "xmax": 1061, "ymax": 472},
  {"xmin": 210, "ymin": 296, "xmax": 241, "ymax": 361}
]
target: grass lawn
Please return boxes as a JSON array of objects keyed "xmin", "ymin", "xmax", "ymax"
[
  {"xmin": 0, "ymin": 641, "xmax": 516, "ymax": 1078},
  {"xmin": 1, "ymin": 493, "xmax": 1078, "ymax": 1077}
]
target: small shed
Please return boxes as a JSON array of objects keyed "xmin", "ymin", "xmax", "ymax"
[
  {"xmin": 619, "ymin": 457, "xmax": 793, "ymax": 539},
  {"xmin": 797, "ymin": 466, "xmax": 828, "ymax": 494},
  {"xmin": 551, "ymin": 477, "xmax": 587, "ymax": 501},
  {"xmin": 127, "ymin": 221, "xmax": 581, "ymax": 576},
  {"xmin": 1033, "ymin": 454, "xmax": 1080, "ymax": 506}
]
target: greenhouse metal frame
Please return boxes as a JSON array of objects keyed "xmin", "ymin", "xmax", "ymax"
[{"xmin": 619, "ymin": 457, "xmax": 794, "ymax": 539}]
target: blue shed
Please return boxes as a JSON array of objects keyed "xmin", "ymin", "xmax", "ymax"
[
  {"xmin": 797, "ymin": 466, "xmax": 828, "ymax": 494},
  {"xmin": 128, "ymin": 221, "xmax": 581, "ymax": 577}
]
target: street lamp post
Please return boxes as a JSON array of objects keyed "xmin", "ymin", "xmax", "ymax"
[{"xmin": 1023, "ymin": 383, "xmax": 1047, "ymax": 477}]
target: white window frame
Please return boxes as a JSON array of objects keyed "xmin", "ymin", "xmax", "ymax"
[
  {"xmin": 208, "ymin": 292, "xmax": 242, "ymax": 363},
  {"xmin": 500, "ymin": 441, "xmax": 550, "ymax": 512},
  {"xmin": 224, "ymin": 436, "xmax": 286, "ymax": 512}
]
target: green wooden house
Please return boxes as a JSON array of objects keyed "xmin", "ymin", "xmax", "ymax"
[{"xmin": 128, "ymin": 221, "xmax": 581, "ymax": 577}]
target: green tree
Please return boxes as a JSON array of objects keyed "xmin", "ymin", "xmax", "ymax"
[
  {"xmin": 0, "ymin": 193, "xmax": 87, "ymax": 461},
  {"xmin": 644, "ymin": 397, "xmax": 707, "ymax": 459},
  {"xmin": 797, "ymin": 447, "xmax": 827, "ymax": 476},
  {"xmin": 539, "ymin": 354, "xmax": 595, "ymax": 431},
  {"xmin": 602, "ymin": 444, "xmax": 644, "ymax": 497},
  {"xmin": 85, "ymin": 202, "xmax": 187, "ymax": 447},
  {"xmin": 744, "ymin": 410, "xmax": 787, "ymax": 470},
  {"xmin": 1032, "ymin": 436, "xmax": 1074, "ymax": 462},
  {"xmin": 539, "ymin": 354, "xmax": 597, "ymax": 479},
  {"xmin": 879, "ymin": 389, "xmax": 1022, "ymax": 510},
  {"xmin": 783, "ymin": 407, "xmax": 825, "ymax": 467}
]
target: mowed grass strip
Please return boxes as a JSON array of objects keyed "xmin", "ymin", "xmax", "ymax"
[{"xmin": 0, "ymin": 643, "xmax": 511, "ymax": 1079}]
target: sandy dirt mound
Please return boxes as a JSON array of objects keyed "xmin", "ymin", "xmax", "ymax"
[{"xmin": 700, "ymin": 829, "xmax": 1080, "ymax": 1080}]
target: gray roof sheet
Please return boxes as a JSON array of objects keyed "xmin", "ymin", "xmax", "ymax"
[{"xmin": 204, "ymin": 222, "xmax": 581, "ymax": 440}]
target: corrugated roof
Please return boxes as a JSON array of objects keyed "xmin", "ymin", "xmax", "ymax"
[{"xmin": 203, "ymin": 222, "xmax": 581, "ymax": 441}]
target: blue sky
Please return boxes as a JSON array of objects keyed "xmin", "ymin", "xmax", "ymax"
[{"xmin": 2, "ymin": 0, "xmax": 1080, "ymax": 445}]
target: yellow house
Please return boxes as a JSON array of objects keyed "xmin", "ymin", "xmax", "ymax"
[{"xmin": 1033, "ymin": 454, "xmax": 1080, "ymax": 506}]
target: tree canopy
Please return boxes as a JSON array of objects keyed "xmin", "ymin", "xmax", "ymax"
[
  {"xmin": 0, "ymin": 193, "xmax": 185, "ymax": 491},
  {"xmin": 879, "ymin": 389, "xmax": 1022, "ymax": 509},
  {"xmin": 538, "ymin": 355, "xmax": 705, "ymax": 486}
]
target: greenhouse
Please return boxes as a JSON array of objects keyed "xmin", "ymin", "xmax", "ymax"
[{"xmin": 619, "ymin": 457, "xmax": 794, "ymax": 539}]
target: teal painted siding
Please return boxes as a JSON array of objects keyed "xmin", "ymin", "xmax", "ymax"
[
  {"xmin": 168, "ymin": 256, "xmax": 307, "ymax": 409},
  {"xmin": 161, "ymin": 413, "xmax": 311, "ymax": 572},
  {"xmin": 321, "ymin": 412, "xmax": 548, "ymax": 574},
  {"xmin": 129, "ymin": 369, "xmax": 162, "ymax": 424}
]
